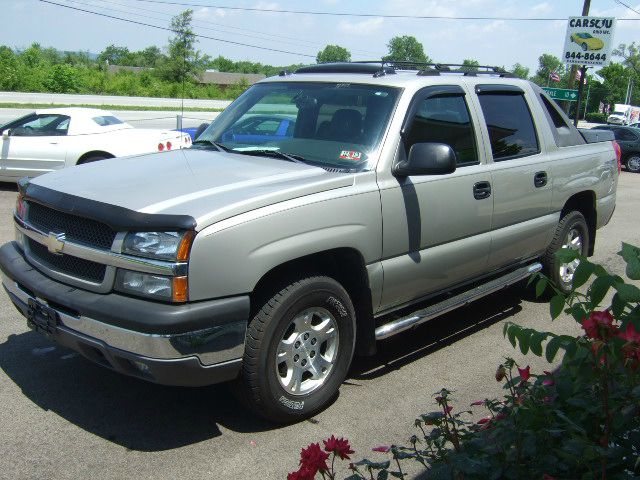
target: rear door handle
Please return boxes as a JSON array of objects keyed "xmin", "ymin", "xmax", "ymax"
[
  {"xmin": 534, "ymin": 171, "xmax": 548, "ymax": 188},
  {"xmin": 473, "ymin": 181, "xmax": 491, "ymax": 200}
]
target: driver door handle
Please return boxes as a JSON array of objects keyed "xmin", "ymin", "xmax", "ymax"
[{"xmin": 473, "ymin": 181, "xmax": 491, "ymax": 200}]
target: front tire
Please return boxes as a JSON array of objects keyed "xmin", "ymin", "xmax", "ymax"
[
  {"xmin": 581, "ymin": 42, "xmax": 588, "ymax": 51},
  {"xmin": 543, "ymin": 211, "xmax": 590, "ymax": 294},
  {"xmin": 237, "ymin": 276, "xmax": 356, "ymax": 423},
  {"xmin": 626, "ymin": 155, "xmax": 640, "ymax": 173}
]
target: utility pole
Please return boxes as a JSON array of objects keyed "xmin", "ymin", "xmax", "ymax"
[{"xmin": 570, "ymin": 0, "xmax": 591, "ymax": 126}]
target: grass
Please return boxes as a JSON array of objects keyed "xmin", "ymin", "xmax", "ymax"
[{"xmin": 0, "ymin": 103, "xmax": 225, "ymax": 112}]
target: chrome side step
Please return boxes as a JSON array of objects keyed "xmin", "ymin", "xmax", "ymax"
[{"xmin": 374, "ymin": 263, "xmax": 542, "ymax": 340}]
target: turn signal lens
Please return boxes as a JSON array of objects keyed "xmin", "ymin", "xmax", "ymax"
[
  {"xmin": 15, "ymin": 194, "xmax": 26, "ymax": 220},
  {"xmin": 172, "ymin": 276, "xmax": 188, "ymax": 302},
  {"xmin": 176, "ymin": 231, "xmax": 195, "ymax": 261}
]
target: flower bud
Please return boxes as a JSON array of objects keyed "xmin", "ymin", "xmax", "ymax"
[{"xmin": 495, "ymin": 365, "xmax": 507, "ymax": 382}]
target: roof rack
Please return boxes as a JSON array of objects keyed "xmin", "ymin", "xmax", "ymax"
[{"xmin": 294, "ymin": 61, "xmax": 515, "ymax": 78}]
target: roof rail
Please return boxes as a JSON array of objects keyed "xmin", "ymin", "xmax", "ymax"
[{"xmin": 295, "ymin": 61, "xmax": 515, "ymax": 78}]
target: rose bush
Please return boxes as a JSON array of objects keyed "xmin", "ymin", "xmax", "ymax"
[{"xmin": 286, "ymin": 243, "xmax": 640, "ymax": 479}]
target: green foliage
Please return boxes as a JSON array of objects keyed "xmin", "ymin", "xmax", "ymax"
[
  {"xmin": 157, "ymin": 9, "xmax": 208, "ymax": 83},
  {"xmin": 316, "ymin": 44, "xmax": 351, "ymax": 64},
  {"xmin": 460, "ymin": 59, "xmax": 479, "ymax": 73},
  {"xmin": 44, "ymin": 64, "xmax": 80, "ymax": 93},
  {"xmin": 384, "ymin": 36, "xmax": 431, "ymax": 64},
  {"xmin": 511, "ymin": 63, "xmax": 530, "ymax": 80},
  {"xmin": 585, "ymin": 112, "xmax": 607, "ymax": 123},
  {"xmin": 289, "ymin": 243, "xmax": 640, "ymax": 479},
  {"xmin": 531, "ymin": 53, "xmax": 565, "ymax": 87}
]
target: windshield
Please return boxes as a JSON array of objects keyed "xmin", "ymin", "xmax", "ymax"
[{"xmin": 196, "ymin": 81, "xmax": 400, "ymax": 171}]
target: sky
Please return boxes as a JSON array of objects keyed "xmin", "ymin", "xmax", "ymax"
[{"xmin": 5, "ymin": 0, "xmax": 640, "ymax": 74}]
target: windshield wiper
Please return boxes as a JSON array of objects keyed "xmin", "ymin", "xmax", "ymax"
[
  {"xmin": 233, "ymin": 149, "xmax": 309, "ymax": 165},
  {"xmin": 192, "ymin": 139, "xmax": 231, "ymax": 152}
]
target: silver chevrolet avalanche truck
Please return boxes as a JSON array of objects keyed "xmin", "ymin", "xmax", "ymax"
[{"xmin": 0, "ymin": 62, "xmax": 619, "ymax": 422}]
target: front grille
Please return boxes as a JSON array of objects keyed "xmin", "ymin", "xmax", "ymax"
[
  {"xmin": 27, "ymin": 202, "xmax": 116, "ymax": 249},
  {"xmin": 28, "ymin": 239, "xmax": 106, "ymax": 283}
]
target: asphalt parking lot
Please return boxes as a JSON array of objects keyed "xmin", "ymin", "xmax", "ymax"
[{"xmin": 0, "ymin": 172, "xmax": 639, "ymax": 480}]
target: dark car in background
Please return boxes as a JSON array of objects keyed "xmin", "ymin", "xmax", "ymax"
[{"xmin": 592, "ymin": 125, "xmax": 640, "ymax": 173}]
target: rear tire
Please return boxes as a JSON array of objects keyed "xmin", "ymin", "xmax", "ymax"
[
  {"xmin": 236, "ymin": 276, "xmax": 356, "ymax": 423},
  {"xmin": 626, "ymin": 155, "xmax": 640, "ymax": 173},
  {"xmin": 542, "ymin": 211, "xmax": 590, "ymax": 294}
]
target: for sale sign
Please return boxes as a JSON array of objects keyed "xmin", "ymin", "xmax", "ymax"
[{"xmin": 562, "ymin": 16, "xmax": 616, "ymax": 67}]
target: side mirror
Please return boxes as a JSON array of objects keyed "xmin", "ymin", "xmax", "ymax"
[
  {"xmin": 393, "ymin": 142, "xmax": 457, "ymax": 177},
  {"xmin": 2, "ymin": 129, "xmax": 10, "ymax": 139}
]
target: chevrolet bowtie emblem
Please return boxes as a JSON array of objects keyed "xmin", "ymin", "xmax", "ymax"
[{"xmin": 46, "ymin": 232, "xmax": 65, "ymax": 255}]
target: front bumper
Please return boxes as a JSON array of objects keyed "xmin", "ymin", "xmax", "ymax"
[{"xmin": 0, "ymin": 241, "xmax": 249, "ymax": 386}]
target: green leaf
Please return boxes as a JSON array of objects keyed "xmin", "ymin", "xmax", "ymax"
[
  {"xmin": 555, "ymin": 247, "xmax": 580, "ymax": 264},
  {"xmin": 626, "ymin": 256, "xmax": 640, "ymax": 280},
  {"xmin": 611, "ymin": 293, "xmax": 627, "ymax": 318},
  {"xmin": 572, "ymin": 261, "xmax": 595, "ymax": 288},
  {"xmin": 507, "ymin": 324, "xmax": 518, "ymax": 348},
  {"xmin": 517, "ymin": 328, "xmax": 530, "ymax": 355},
  {"xmin": 377, "ymin": 470, "xmax": 389, "ymax": 480},
  {"xmin": 529, "ymin": 331, "xmax": 545, "ymax": 356},
  {"xmin": 615, "ymin": 283, "xmax": 640, "ymax": 303},
  {"xmin": 569, "ymin": 303, "xmax": 586, "ymax": 322},
  {"xmin": 389, "ymin": 473, "xmax": 404, "ymax": 479},
  {"xmin": 535, "ymin": 276, "xmax": 548, "ymax": 298},
  {"xmin": 588, "ymin": 275, "xmax": 615, "ymax": 307},
  {"xmin": 550, "ymin": 294, "xmax": 566, "ymax": 319},
  {"xmin": 344, "ymin": 475, "xmax": 362, "ymax": 480},
  {"xmin": 553, "ymin": 410, "xmax": 586, "ymax": 434},
  {"xmin": 545, "ymin": 335, "xmax": 562, "ymax": 362}
]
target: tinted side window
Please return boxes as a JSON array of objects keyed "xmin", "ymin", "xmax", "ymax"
[
  {"xmin": 404, "ymin": 95, "xmax": 478, "ymax": 165},
  {"xmin": 478, "ymin": 93, "xmax": 539, "ymax": 160},
  {"xmin": 614, "ymin": 129, "xmax": 638, "ymax": 141},
  {"xmin": 11, "ymin": 114, "xmax": 70, "ymax": 137}
]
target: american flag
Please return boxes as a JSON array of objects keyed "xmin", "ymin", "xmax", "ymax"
[{"xmin": 549, "ymin": 71, "xmax": 561, "ymax": 82}]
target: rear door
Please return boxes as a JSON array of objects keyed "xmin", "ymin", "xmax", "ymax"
[
  {"xmin": 0, "ymin": 113, "xmax": 69, "ymax": 179},
  {"xmin": 471, "ymin": 84, "xmax": 554, "ymax": 270},
  {"xmin": 377, "ymin": 85, "xmax": 493, "ymax": 312}
]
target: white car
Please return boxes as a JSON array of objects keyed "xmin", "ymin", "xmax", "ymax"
[{"xmin": 0, "ymin": 107, "xmax": 191, "ymax": 182}]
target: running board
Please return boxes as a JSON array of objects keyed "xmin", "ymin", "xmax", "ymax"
[{"xmin": 374, "ymin": 263, "xmax": 542, "ymax": 340}]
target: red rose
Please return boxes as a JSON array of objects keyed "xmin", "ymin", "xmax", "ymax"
[
  {"xmin": 323, "ymin": 435, "xmax": 355, "ymax": 460},
  {"xmin": 618, "ymin": 322, "xmax": 640, "ymax": 343},
  {"xmin": 299, "ymin": 443, "xmax": 329, "ymax": 475},
  {"xmin": 518, "ymin": 366, "xmax": 531, "ymax": 383},
  {"xmin": 495, "ymin": 412, "xmax": 507, "ymax": 421},
  {"xmin": 372, "ymin": 445, "xmax": 391, "ymax": 453},
  {"xmin": 287, "ymin": 466, "xmax": 316, "ymax": 480},
  {"xmin": 582, "ymin": 311, "xmax": 615, "ymax": 340},
  {"xmin": 444, "ymin": 405, "xmax": 453, "ymax": 414},
  {"xmin": 477, "ymin": 417, "xmax": 491, "ymax": 424}
]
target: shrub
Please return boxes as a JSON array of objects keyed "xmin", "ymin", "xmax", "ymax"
[
  {"xmin": 287, "ymin": 243, "xmax": 640, "ymax": 479},
  {"xmin": 586, "ymin": 112, "xmax": 607, "ymax": 124},
  {"xmin": 44, "ymin": 64, "xmax": 80, "ymax": 93}
]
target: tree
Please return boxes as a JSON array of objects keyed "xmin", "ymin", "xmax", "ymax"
[
  {"xmin": 531, "ymin": 53, "xmax": 565, "ymax": 87},
  {"xmin": 98, "ymin": 45, "xmax": 131, "ymax": 65},
  {"xmin": 158, "ymin": 9, "xmax": 207, "ymax": 83},
  {"xmin": 511, "ymin": 63, "xmax": 530, "ymax": 80},
  {"xmin": 461, "ymin": 59, "xmax": 479, "ymax": 72},
  {"xmin": 139, "ymin": 46, "xmax": 164, "ymax": 67},
  {"xmin": 613, "ymin": 42, "xmax": 640, "ymax": 75},
  {"xmin": 316, "ymin": 45, "xmax": 351, "ymax": 63},
  {"xmin": 383, "ymin": 36, "xmax": 431, "ymax": 64}
]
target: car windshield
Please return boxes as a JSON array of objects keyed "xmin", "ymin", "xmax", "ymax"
[
  {"xmin": 612, "ymin": 111, "xmax": 625, "ymax": 116},
  {"xmin": 196, "ymin": 81, "xmax": 400, "ymax": 171},
  {"xmin": 578, "ymin": 33, "xmax": 593, "ymax": 39}
]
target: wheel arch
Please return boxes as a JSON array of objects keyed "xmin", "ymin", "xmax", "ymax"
[
  {"xmin": 250, "ymin": 247, "xmax": 377, "ymax": 356},
  {"xmin": 561, "ymin": 190, "xmax": 596, "ymax": 256},
  {"xmin": 76, "ymin": 151, "xmax": 115, "ymax": 164}
]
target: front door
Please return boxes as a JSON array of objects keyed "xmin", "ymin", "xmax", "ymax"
[
  {"xmin": 377, "ymin": 85, "xmax": 493, "ymax": 312},
  {"xmin": 0, "ymin": 113, "xmax": 69, "ymax": 180}
]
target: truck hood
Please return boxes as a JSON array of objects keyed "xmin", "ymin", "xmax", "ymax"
[{"xmin": 31, "ymin": 149, "xmax": 355, "ymax": 229}]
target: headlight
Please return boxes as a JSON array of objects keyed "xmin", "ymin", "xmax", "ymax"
[
  {"xmin": 122, "ymin": 231, "xmax": 194, "ymax": 261},
  {"xmin": 115, "ymin": 270, "xmax": 188, "ymax": 302}
]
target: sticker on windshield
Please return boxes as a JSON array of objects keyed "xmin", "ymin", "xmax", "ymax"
[{"xmin": 339, "ymin": 150, "xmax": 362, "ymax": 161}]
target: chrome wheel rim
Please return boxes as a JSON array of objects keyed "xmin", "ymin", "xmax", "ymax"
[
  {"xmin": 628, "ymin": 156, "xmax": 640, "ymax": 172},
  {"xmin": 559, "ymin": 228, "xmax": 582, "ymax": 284},
  {"xmin": 275, "ymin": 307, "xmax": 339, "ymax": 396}
]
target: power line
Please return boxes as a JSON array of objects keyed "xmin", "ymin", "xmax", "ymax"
[
  {"xmin": 76, "ymin": 0, "xmax": 383, "ymax": 56},
  {"xmin": 39, "ymin": 0, "xmax": 317, "ymax": 57},
  {"xmin": 615, "ymin": 0, "xmax": 640, "ymax": 16},
  {"xmin": 127, "ymin": 0, "xmax": 640, "ymax": 21}
]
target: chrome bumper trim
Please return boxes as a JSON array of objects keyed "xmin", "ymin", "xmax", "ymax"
[{"xmin": 4, "ymin": 276, "xmax": 245, "ymax": 366}]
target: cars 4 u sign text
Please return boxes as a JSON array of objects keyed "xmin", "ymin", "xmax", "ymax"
[{"xmin": 563, "ymin": 16, "xmax": 616, "ymax": 67}]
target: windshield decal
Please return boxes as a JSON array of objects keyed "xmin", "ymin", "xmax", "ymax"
[{"xmin": 339, "ymin": 150, "xmax": 362, "ymax": 161}]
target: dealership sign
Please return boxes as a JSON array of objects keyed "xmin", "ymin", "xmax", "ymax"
[{"xmin": 562, "ymin": 16, "xmax": 616, "ymax": 67}]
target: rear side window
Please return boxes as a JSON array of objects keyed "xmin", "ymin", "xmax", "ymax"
[
  {"xmin": 478, "ymin": 93, "xmax": 539, "ymax": 161},
  {"xmin": 613, "ymin": 128, "xmax": 638, "ymax": 141},
  {"xmin": 404, "ymin": 95, "xmax": 478, "ymax": 166},
  {"xmin": 92, "ymin": 116, "xmax": 124, "ymax": 126}
]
